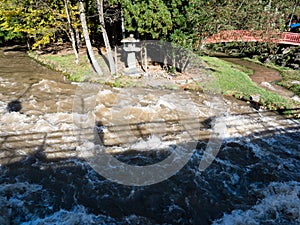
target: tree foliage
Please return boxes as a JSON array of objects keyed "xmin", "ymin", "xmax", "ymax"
[
  {"xmin": 120, "ymin": 0, "xmax": 173, "ymax": 38},
  {"xmin": 116, "ymin": 0, "xmax": 298, "ymax": 50},
  {"xmin": 0, "ymin": 0, "xmax": 80, "ymax": 48},
  {"xmin": 0, "ymin": 0, "xmax": 298, "ymax": 53}
]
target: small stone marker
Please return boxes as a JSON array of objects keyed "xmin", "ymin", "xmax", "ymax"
[{"xmin": 121, "ymin": 34, "xmax": 141, "ymax": 76}]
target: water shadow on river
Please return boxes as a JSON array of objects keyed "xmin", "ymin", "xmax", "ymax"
[{"xmin": 0, "ymin": 112, "xmax": 299, "ymax": 225}]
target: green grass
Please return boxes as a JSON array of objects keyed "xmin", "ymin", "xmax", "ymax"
[
  {"xmin": 42, "ymin": 54, "xmax": 95, "ymax": 82},
  {"xmin": 275, "ymin": 68, "xmax": 300, "ymax": 97},
  {"xmin": 243, "ymin": 57, "xmax": 300, "ymax": 96},
  {"xmin": 201, "ymin": 56, "xmax": 299, "ymax": 114}
]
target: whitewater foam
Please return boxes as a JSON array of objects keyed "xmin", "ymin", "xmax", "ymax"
[{"xmin": 213, "ymin": 182, "xmax": 300, "ymax": 225}]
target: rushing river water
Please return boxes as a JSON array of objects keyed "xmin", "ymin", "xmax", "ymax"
[{"xmin": 0, "ymin": 48, "xmax": 300, "ymax": 225}]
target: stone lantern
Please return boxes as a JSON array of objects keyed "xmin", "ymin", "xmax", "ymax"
[{"xmin": 121, "ymin": 34, "xmax": 141, "ymax": 76}]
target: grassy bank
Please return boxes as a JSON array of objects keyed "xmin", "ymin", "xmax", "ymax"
[
  {"xmin": 28, "ymin": 50, "xmax": 299, "ymax": 117},
  {"xmin": 28, "ymin": 51, "xmax": 155, "ymax": 88},
  {"xmin": 268, "ymin": 66, "xmax": 300, "ymax": 97},
  {"xmin": 201, "ymin": 56, "xmax": 300, "ymax": 116},
  {"xmin": 243, "ymin": 57, "xmax": 300, "ymax": 96},
  {"xmin": 277, "ymin": 69, "xmax": 300, "ymax": 97},
  {"xmin": 28, "ymin": 51, "xmax": 109, "ymax": 82}
]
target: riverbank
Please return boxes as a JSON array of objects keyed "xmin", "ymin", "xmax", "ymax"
[
  {"xmin": 28, "ymin": 48, "xmax": 300, "ymax": 118},
  {"xmin": 201, "ymin": 57, "xmax": 299, "ymax": 114},
  {"xmin": 243, "ymin": 57, "xmax": 300, "ymax": 97}
]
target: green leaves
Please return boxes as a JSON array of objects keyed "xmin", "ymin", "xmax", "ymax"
[
  {"xmin": 0, "ymin": 0, "xmax": 298, "ymax": 53},
  {"xmin": 0, "ymin": 0, "xmax": 77, "ymax": 48},
  {"xmin": 121, "ymin": 0, "xmax": 173, "ymax": 38}
]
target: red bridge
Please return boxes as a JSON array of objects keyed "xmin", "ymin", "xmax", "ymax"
[{"xmin": 203, "ymin": 30, "xmax": 300, "ymax": 46}]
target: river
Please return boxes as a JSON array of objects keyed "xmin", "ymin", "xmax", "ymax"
[{"xmin": 0, "ymin": 48, "xmax": 299, "ymax": 224}]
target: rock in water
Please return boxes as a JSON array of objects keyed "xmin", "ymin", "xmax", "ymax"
[{"xmin": 7, "ymin": 100, "xmax": 22, "ymax": 112}]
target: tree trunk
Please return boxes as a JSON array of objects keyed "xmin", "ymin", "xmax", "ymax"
[
  {"xmin": 78, "ymin": 0, "xmax": 103, "ymax": 75},
  {"xmin": 120, "ymin": 4, "xmax": 126, "ymax": 39},
  {"xmin": 75, "ymin": 28, "xmax": 81, "ymax": 47},
  {"xmin": 64, "ymin": 0, "xmax": 79, "ymax": 64},
  {"xmin": 96, "ymin": 0, "xmax": 116, "ymax": 74}
]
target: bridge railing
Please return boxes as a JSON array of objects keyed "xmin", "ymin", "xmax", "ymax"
[
  {"xmin": 281, "ymin": 32, "xmax": 300, "ymax": 44},
  {"xmin": 203, "ymin": 30, "xmax": 300, "ymax": 46}
]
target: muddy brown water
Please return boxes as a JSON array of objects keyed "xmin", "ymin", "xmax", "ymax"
[{"xmin": 0, "ymin": 48, "xmax": 299, "ymax": 224}]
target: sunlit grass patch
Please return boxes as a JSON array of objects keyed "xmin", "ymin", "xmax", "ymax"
[
  {"xmin": 40, "ymin": 54, "xmax": 95, "ymax": 82},
  {"xmin": 201, "ymin": 56, "xmax": 299, "ymax": 114}
]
